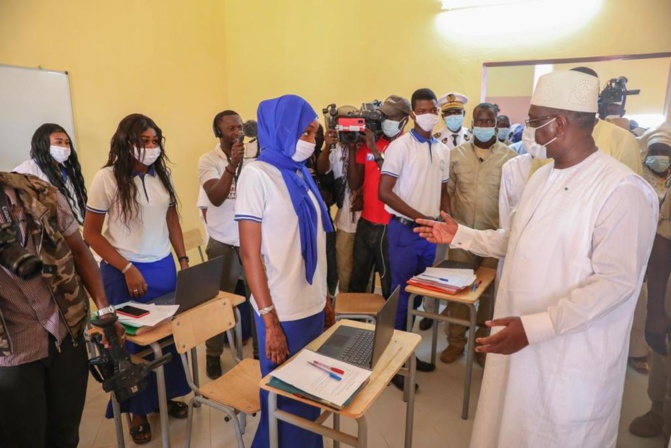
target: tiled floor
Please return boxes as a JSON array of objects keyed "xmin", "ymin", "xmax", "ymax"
[{"xmin": 80, "ymin": 320, "xmax": 666, "ymax": 448}]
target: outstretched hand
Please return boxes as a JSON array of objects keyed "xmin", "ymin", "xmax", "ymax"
[
  {"xmin": 413, "ymin": 211, "xmax": 458, "ymax": 244},
  {"xmin": 475, "ymin": 317, "xmax": 529, "ymax": 355}
]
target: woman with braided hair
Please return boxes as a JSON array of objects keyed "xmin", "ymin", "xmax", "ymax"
[{"xmin": 14, "ymin": 123, "xmax": 88, "ymax": 223}]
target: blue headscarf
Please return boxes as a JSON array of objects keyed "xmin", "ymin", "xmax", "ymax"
[{"xmin": 257, "ymin": 94, "xmax": 334, "ymax": 284}]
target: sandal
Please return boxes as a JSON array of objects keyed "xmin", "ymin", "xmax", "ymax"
[
  {"xmin": 129, "ymin": 423, "xmax": 151, "ymax": 445},
  {"xmin": 167, "ymin": 400, "xmax": 189, "ymax": 419}
]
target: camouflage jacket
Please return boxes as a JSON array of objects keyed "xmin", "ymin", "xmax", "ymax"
[{"xmin": 0, "ymin": 173, "xmax": 89, "ymax": 356}]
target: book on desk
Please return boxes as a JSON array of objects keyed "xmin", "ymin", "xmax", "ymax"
[
  {"xmin": 407, "ymin": 266, "xmax": 477, "ymax": 294},
  {"xmin": 114, "ymin": 302, "xmax": 179, "ymax": 335}
]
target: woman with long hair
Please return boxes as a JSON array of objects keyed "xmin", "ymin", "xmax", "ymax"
[
  {"xmin": 14, "ymin": 123, "xmax": 88, "ymax": 223},
  {"xmin": 236, "ymin": 95, "xmax": 335, "ymax": 448},
  {"xmin": 83, "ymin": 113, "xmax": 190, "ymax": 444}
]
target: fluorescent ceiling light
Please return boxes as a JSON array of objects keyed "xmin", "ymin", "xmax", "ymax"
[{"xmin": 441, "ymin": 0, "xmax": 544, "ymax": 11}]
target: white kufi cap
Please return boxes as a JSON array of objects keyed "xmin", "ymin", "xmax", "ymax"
[{"xmin": 531, "ymin": 70, "xmax": 599, "ymax": 113}]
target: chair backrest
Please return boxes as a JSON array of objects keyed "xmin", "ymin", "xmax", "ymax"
[
  {"xmin": 182, "ymin": 228, "xmax": 205, "ymax": 253},
  {"xmin": 172, "ymin": 297, "xmax": 236, "ymax": 354}
]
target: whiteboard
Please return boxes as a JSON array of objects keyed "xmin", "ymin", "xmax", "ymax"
[{"xmin": 0, "ymin": 64, "xmax": 75, "ymax": 172}]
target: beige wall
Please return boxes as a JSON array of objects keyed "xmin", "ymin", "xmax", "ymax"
[{"xmin": 1, "ymin": 0, "xmax": 671, "ymax": 233}]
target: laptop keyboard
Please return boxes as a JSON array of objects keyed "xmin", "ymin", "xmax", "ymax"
[{"xmin": 340, "ymin": 330, "xmax": 374, "ymax": 367}]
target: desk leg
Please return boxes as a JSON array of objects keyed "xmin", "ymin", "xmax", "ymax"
[
  {"xmin": 462, "ymin": 304, "xmax": 477, "ymax": 420},
  {"xmin": 333, "ymin": 413, "xmax": 340, "ymax": 448},
  {"xmin": 268, "ymin": 392, "xmax": 279, "ymax": 448},
  {"xmin": 404, "ymin": 355, "xmax": 416, "ymax": 448},
  {"xmin": 356, "ymin": 415, "xmax": 368, "ymax": 448},
  {"xmin": 431, "ymin": 298, "xmax": 438, "ymax": 365},
  {"xmin": 234, "ymin": 307, "xmax": 244, "ymax": 361},
  {"xmin": 150, "ymin": 342, "xmax": 171, "ymax": 448},
  {"xmin": 406, "ymin": 294, "xmax": 416, "ymax": 333},
  {"xmin": 190, "ymin": 348, "xmax": 199, "ymax": 388},
  {"xmin": 111, "ymin": 393, "xmax": 125, "ymax": 448}
]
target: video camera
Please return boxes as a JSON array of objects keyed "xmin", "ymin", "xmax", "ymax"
[
  {"xmin": 599, "ymin": 76, "xmax": 640, "ymax": 118},
  {"xmin": 0, "ymin": 197, "xmax": 44, "ymax": 279},
  {"xmin": 89, "ymin": 313, "xmax": 171, "ymax": 402},
  {"xmin": 322, "ymin": 101, "xmax": 385, "ymax": 145}
]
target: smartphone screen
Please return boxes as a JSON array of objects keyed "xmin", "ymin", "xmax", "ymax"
[{"xmin": 116, "ymin": 305, "xmax": 149, "ymax": 318}]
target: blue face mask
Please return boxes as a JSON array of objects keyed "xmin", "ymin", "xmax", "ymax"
[
  {"xmin": 646, "ymin": 155, "xmax": 671, "ymax": 173},
  {"xmin": 444, "ymin": 115, "xmax": 463, "ymax": 132},
  {"xmin": 473, "ymin": 126, "xmax": 496, "ymax": 143},
  {"xmin": 497, "ymin": 128, "xmax": 510, "ymax": 141}
]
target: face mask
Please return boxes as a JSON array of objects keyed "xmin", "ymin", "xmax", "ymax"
[
  {"xmin": 382, "ymin": 119, "xmax": 402, "ymax": 138},
  {"xmin": 292, "ymin": 139, "xmax": 316, "ymax": 162},
  {"xmin": 133, "ymin": 146, "xmax": 162, "ymax": 166},
  {"xmin": 497, "ymin": 128, "xmax": 510, "ymax": 141},
  {"xmin": 472, "ymin": 126, "xmax": 496, "ymax": 143},
  {"xmin": 444, "ymin": 115, "xmax": 463, "ymax": 132},
  {"xmin": 646, "ymin": 155, "xmax": 671, "ymax": 173},
  {"xmin": 413, "ymin": 113, "xmax": 440, "ymax": 133},
  {"xmin": 522, "ymin": 118, "xmax": 557, "ymax": 159},
  {"xmin": 49, "ymin": 145, "xmax": 71, "ymax": 163}
]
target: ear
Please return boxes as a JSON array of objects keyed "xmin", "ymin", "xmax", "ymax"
[{"xmin": 554, "ymin": 115, "xmax": 570, "ymax": 137}]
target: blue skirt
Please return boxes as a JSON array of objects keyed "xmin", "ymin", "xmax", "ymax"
[
  {"xmin": 252, "ymin": 311, "xmax": 324, "ymax": 448},
  {"xmin": 102, "ymin": 254, "xmax": 190, "ymax": 417}
]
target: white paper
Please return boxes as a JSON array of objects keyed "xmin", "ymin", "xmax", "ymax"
[
  {"xmin": 271, "ymin": 349, "xmax": 371, "ymax": 408},
  {"xmin": 415, "ymin": 267, "xmax": 476, "ymax": 288},
  {"xmin": 114, "ymin": 301, "xmax": 179, "ymax": 328}
]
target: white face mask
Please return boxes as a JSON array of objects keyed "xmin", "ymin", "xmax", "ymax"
[
  {"xmin": 522, "ymin": 118, "xmax": 557, "ymax": 159},
  {"xmin": 49, "ymin": 145, "xmax": 71, "ymax": 164},
  {"xmin": 382, "ymin": 119, "xmax": 402, "ymax": 138},
  {"xmin": 413, "ymin": 112, "xmax": 440, "ymax": 133},
  {"xmin": 133, "ymin": 146, "xmax": 162, "ymax": 166},
  {"xmin": 292, "ymin": 139, "xmax": 316, "ymax": 162}
]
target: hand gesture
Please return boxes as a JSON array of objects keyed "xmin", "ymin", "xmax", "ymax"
[
  {"xmin": 646, "ymin": 312, "xmax": 671, "ymax": 356},
  {"xmin": 265, "ymin": 318, "xmax": 290, "ymax": 365},
  {"xmin": 413, "ymin": 211, "xmax": 458, "ymax": 244},
  {"xmin": 124, "ymin": 266, "xmax": 148, "ymax": 299},
  {"xmin": 325, "ymin": 129, "xmax": 338, "ymax": 147},
  {"xmin": 475, "ymin": 317, "xmax": 529, "ymax": 355}
]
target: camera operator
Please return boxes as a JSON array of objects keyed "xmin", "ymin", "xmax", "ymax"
[
  {"xmin": 0, "ymin": 172, "xmax": 119, "ymax": 448},
  {"xmin": 347, "ymin": 95, "xmax": 410, "ymax": 298},
  {"xmin": 317, "ymin": 106, "xmax": 362, "ymax": 293}
]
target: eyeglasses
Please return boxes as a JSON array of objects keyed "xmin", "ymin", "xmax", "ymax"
[{"xmin": 524, "ymin": 115, "xmax": 556, "ymax": 127}]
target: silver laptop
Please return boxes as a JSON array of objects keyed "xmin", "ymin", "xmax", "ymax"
[
  {"xmin": 316, "ymin": 286, "xmax": 400, "ymax": 370},
  {"xmin": 151, "ymin": 256, "xmax": 224, "ymax": 313}
]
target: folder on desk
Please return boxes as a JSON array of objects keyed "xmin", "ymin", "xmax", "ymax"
[
  {"xmin": 269, "ymin": 350, "xmax": 371, "ymax": 409},
  {"xmin": 407, "ymin": 267, "xmax": 476, "ymax": 294}
]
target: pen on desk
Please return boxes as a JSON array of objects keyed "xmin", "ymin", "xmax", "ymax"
[
  {"xmin": 308, "ymin": 361, "xmax": 342, "ymax": 380},
  {"xmin": 471, "ymin": 280, "xmax": 482, "ymax": 292},
  {"xmin": 312, "ymin": 360, "xmax": 345, "ymax": 375},
  {"xmin": 422, "ymin": 274, "xmax": 450, "ymax": 282}
]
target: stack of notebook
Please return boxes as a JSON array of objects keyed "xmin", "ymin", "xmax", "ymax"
[{"xmin": 407, "ymin": 267, "xmax": 476, "ymax": 294}]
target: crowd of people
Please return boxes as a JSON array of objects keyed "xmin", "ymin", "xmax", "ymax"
[{"xmin": 0, "ymin": 67, "xmax": 670, "ymax": 448}]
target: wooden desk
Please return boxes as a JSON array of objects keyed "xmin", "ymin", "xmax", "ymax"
[
  {"xmin": 405, "ymin": 266, "xmax": 496, "ymax": 420},
  {"xmin": 260, "ymin": 320, "xmax": 421, "ymax": 448},
  {"xmin": 92, "ymin": 291, "xmax": 246, "ymax": 448}
]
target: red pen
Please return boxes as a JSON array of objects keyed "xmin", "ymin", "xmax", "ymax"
[{"xmin": 313, "ymin": 360, "xmax": 345, "ymax": 375}]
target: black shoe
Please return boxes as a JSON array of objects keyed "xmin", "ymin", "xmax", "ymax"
[
  {"xmin": 415, "ymin": 357, "xmax": 435, "ymax": 372},
  {"xmin": 418, "ymin": 318, "xmax": 434, "ymax": 331},
  {"xmin": 206, "ymin": 355, "xmax": 222, "ymax": 380},
  {"xmin": 390, "ymin": 374, "xmax": 418, "ymax": 392}
]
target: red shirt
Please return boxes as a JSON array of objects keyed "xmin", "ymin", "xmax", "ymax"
[{"xmin": 355, "ymin": 136, "xmax": 396, "ymax": 225}]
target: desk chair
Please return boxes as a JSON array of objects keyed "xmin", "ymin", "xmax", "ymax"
[
  {"xmin": 172, "ymin": 296, "xmax": 260, "ymax": 448},
  {"xmin": 334, "ymin": 292, "xmax": 386, "ymax": 324},
  {"xmin": 182, "ymin": 228, "xmax": 206, "ymax": 263}
]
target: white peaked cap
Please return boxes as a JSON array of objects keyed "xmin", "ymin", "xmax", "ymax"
[{"xmin": 531, "ymin": 70, "xmax": 599, "ymax": 113}]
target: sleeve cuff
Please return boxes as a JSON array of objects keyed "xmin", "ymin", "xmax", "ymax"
[
  {"xmin": 520, "ymin": 312, "xmax": 555, "ymax": 345},
  {"xmin": 450, "ymin": 224, "xmax": 475, "ymax": 251},
  {"xmin": 234, "ymin": 214, "xmax": 262, "ymax": 223}
]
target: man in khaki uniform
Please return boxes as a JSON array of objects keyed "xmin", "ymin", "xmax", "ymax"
[{"xmin": 441, "ymin": 102, "xmax": 517, "ymax": 364}]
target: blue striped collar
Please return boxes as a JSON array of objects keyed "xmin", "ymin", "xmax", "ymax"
[{"xmin": 410, "ymin": 129, "xmax": 438, "ymax": 144}]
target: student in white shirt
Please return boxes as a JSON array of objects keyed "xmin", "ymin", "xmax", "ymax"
[
  {"xmin": 236, "ymin": 94, "xmax": 334, "ymax": 448},
  {"xmin": 14, "ymin": 123, "xmax": 87, "ymax": 223},
  {"xmin": 83, "ymin": 113, "xmax": 190, "ymax": 445}
]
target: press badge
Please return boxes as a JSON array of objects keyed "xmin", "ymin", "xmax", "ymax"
[{"xmin": 366, "ymin": 153, "xmax": 375, "ymax": 161}]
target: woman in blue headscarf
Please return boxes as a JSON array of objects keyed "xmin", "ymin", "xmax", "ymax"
[{"xmin": 235, "ymin": 94, "xmax": 335, "ymax": 447}]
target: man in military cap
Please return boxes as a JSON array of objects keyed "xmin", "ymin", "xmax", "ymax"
[{"xmin": 434, "ymin": 92, "xmax": 472, "ymax": 149}]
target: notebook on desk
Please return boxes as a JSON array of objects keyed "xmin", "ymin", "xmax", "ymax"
[
  {"xmin": 150, "ymin": 256, "xmax": 224, "ymax": 314},
  {"xmin": 316, "ymin": 286, "xmax": 400, "ymax": 370}
]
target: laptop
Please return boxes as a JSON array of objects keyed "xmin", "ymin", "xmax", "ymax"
[
  {"xmin": 316, "ymin": 286, "xmax": 400, "ymax": 370},
  {"xmin": 150, "ymin": 256, "xmax": 224, "ymax": 313}
]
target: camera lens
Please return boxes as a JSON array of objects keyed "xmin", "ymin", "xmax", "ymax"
[{"xmin": 0, "ymin": 243, "xmax": 44, "ymax": 280}]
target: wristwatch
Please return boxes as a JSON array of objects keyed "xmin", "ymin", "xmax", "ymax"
[{"xmin": 94, "ymin": 305, "xmax": 116, "ymax": 317}]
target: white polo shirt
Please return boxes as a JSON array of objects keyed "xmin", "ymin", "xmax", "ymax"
[
  {"xmin": 235, "ymin": 160, "xmax": 327, "ymax": 322},
  {"xmin": 328, "ymin": 144, "xmax": 360, "ymax": 233},
  {"xmin": 197, "ymin": 144, "xmax": 247, "ymax": 246},
  {"xmin": 86, "ymin": 166, "xmax": 174, "ymax": 263},
  {"xmin": 381, "ymin": 130, "xmax": 450, "ymax": 220},
  {"xmin": 14, "ymin": 159, "xmax": 83, "ymax": 222}
]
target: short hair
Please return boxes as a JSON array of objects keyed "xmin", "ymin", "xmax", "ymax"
[
  {"xmin": 473, "ymin": 102, "xmax": 498, "ymax": 117},
  {"xmin": 212, "ymin": 110, "xmax": 240, "ymax": 137},
  {"xmin": 411, "ymin": 88, "xmax": 437, "ymax": 110},
  {"xmin": 571, "ymin": 66, "xmax": 598, "ymax": 78}
]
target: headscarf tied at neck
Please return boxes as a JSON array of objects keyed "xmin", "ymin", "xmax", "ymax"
[{"xmin": 257, "ymin": 94, "xmax": 334, "ymax": 284}]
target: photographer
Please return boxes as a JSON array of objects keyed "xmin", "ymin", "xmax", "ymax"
[
  {"xmin": 347, "ymin": 95, "xmax": 410, "ymax": 298},
  {"xmin": 0, "ymin": 172, "xmax": 118, "ymax": 448},
  {"xmin": 317, "ymin": 105, "xmax": 362, "ymax": 293}
]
